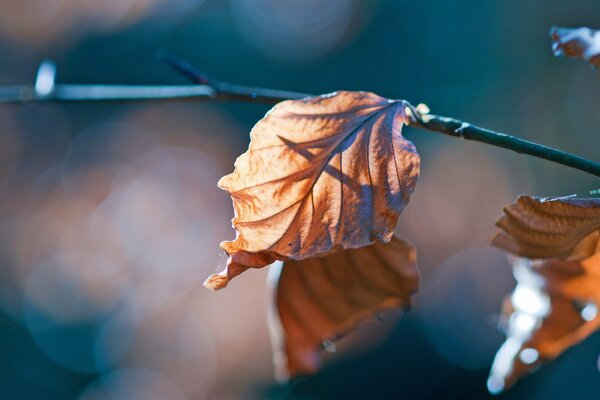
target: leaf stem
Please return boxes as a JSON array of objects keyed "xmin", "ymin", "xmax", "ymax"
[{"xmin": 1, "ymin": 57, "xmax": 599, "ymax": 178}]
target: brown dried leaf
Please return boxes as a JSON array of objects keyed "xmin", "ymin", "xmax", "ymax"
[
  {"xmin": 491, "ymin": 195, "xmax": 600, "ymax": 259},
  {"xmin": 551, "ymin": 26, "xmax": 600, "ymax": 67},
  {"xmin": 488, "ymin": 196, "xmax": 600, "ymax": 393},
  {"xmin": 205, "ymin": 91, "xmax": 420, "ymax": 290},
  {"xmin": 267, "ymin": 236, "xmax": 418, "ymax": 379}
]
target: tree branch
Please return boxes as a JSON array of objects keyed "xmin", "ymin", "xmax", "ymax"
[
  {"xmin": 0, "ymin": 59, "xmax": 219, "ymax": 103},
  {"xmin": 409, "ymin": 113, "xmax": 600, "ymax": 179},
  {"xmin": 1, "ymin": 57, "xmax": 599, "ymax": 178},
  {"xmin": 158, "ymin": 53, "xmax": 600, "ymax": 178}
]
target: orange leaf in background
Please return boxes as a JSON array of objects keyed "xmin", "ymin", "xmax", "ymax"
[
  {"xmin": 205, "ymin": 91, "xmax": 420, "ymax": 290},
  {"xmin": 551, "ymin": 26, "xmax": 600, "ymax": 67},
  {"xmin": 267, "ymin": 236, "xmax": 418, "ymax": 379},
  {"xmin": 488, "ymin": 195, "xmax": 600, "ymax": 393},
  {"xmin": 492, "ymin": 195, "xmax": 600, "ymax": 259}
]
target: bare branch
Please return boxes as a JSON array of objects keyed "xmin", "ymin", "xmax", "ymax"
[
  {"xmin": 0, "ymin": 59, "xmax": 217, "ymax": 103},
  {"xmin": 158, "ymin": 54, "xmax": 600, "ymax": 178},
  {"xmin": 0, "ymin": 58, "xmax": 598, "ymax": 178},
  {"xmin": 409, "ymin": 112, "xmax": 600, "ymax": 178},
  {"xmin": 157, "ymin": 51, "xmax": 311, "ymax": 104}
]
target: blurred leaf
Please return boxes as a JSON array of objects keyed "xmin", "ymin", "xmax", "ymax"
[
  {"xmin": 205, "ymin": 91, "xmax": 420, "ymax": 290},
  {"xmin": 492, "ymin": 195, "xmax": 600, "ymax": 258},
  {"xmin": 551, "ymin": 26, "xmax": 600, "ymax": 67},
  {"xmin": 488, "ymin": 195, "xmax": 600, "ymax": 393},
  {"xmin": 268, "ymin": 236, "xmax": 418, "ymax": 379}
]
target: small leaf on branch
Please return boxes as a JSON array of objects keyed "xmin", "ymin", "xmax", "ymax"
[
  {"xmin": 206, "ymin": 91, "xmax": 420, "ymax": 289},
  {"xmin": 488, "ymin": 195, "xmax": 600, "ymax": 393},
  {"xmin": 268, "ymin": 236, "xmax": 418, "ymax": 379},
  {"xmin": 551, "ymin": 26, "xmax": 600, "ymax": 67}
]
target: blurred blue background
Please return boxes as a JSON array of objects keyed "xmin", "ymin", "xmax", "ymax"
[{"xmin": 0, "ymin": 0, "xmax": 599, "ymax": 398}]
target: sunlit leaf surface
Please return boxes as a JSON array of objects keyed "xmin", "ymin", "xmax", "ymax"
[{"xmin": 206, "ymin": 91, "xmax": 420, "ymax": 289}]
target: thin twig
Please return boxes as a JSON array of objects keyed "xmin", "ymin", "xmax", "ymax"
[
  {"xmin": 157, "ymin": 51, "xmax": 311, "ymax": 104},
  {"xmin": 409, "ymin": 112, "xmax": 600, "ymax": 178},
  {"xmin": 0, "ymin": 84, "xmax": 219, "ymax": 103},
  {"xmin": 1, "ymin": 57, "xmax": 599, "ymax": 177},
  {"xmin": 157, "ymin": 53, "xmax": 600, "ymax": 178},
  {"xmin": 0, "ymin": 59, "xmax": 217, "ymax": 103}
]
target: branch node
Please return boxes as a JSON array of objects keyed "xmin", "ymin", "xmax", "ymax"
[
  {"xmin": 455, "ymin": 122, "xmax": 470, "ymax": 137},
  {"xmin": 156, "ymin": 50, "xmax": 220, "ymax": 89},
  {"xmin": 415, "ymin": 103, "xmax": 430, "ymax": 114},
  {"xmin": 402, "ymin": 101, "xmax": 422, "ymax": 125}
]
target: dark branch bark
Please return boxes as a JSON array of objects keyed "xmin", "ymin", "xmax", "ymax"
[
  {"xmin": 411, "ymin": 114, "xmax": 600, "ymax": 178},
  {"xmin": 1, "ymin": 57, "xmax": 599, "ymax": 178}
]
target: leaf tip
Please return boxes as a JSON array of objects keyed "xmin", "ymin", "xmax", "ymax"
[{"xmin": 203, "ymin": 273, "xmax": 228, "ymax": 291}]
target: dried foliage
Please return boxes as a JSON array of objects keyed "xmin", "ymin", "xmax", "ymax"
[
  {"xmin": 196, "ymin": 24, "xmax": 600, "ymax": 389},
  {"xmin": 268, "ymin": 236, "xmax": 418, "ymax": 379},
  {"xmin": 551, "ymin": 26, "xmax": 600, "ymax": 67},
  {"xmin": 489, "ymin": 196, "xmax": 600, "ymax": 392},
  {"xmin": 206, "ymin": 91, "xmax": 420, "ymax": 290},
  {"xmin": 199, "ymin": 90, "xmax": 422, "ymax": 379},
  {"xmin": 492, "ymin": 195, "xmax": 600, "ymax": 258}
]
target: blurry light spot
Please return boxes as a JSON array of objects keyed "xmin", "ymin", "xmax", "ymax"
[
  {"xmin": 487, "ymin": 337, "xmax": 521, "ymax": 394},
  {"xmin": 34, "ymin": 60, "xmax": 56, "ymax": 97},
  {"xmin": 511, "ymin": 286, "xmax": 550, "ymax": 316},
  {"xmin": 581, "ymin": 303, "xmax": 598, "ymax": 322},
  {"xmin": 1, "ymin": 103, "xmax": 251, "ymax": 398},
  {"xmin": 125, "ymin": 306, "xmax": 217, "ymax": 398},
  {"xmin": 232, "ymin": 0, "xmax": 354, "ymax": 61},
  {"xmin": 397, "ymin": 144, "xmax": 525, "ymax": 269},
  {"xmin": 322, "ymin": 340, "xmax": 336, "ymax": 353},
  {"xmin": 23, "ymin": 297, "xmax": 104, "ymax": 374},
  {"xmin": 78, "ymin": 368, "xmax": 186, "ymax": 400},
  {"xmin": 24, "ymin": 259, "xmax": 104, "ymax": 323},
  {"xmin": 512, "ymin": 258, "xmax": 545, "ymax": 287},
  {"xmin": 509, "ymin": 312, "xmax": 538, "ymax": 337},
  {"xmin": 0, "ymin": 0, "xmax": 203, "ymax": 45},
  {"xmin": 486, "ymin": 374, "xmax": 504, "ymax": 395},
  {"xmin": 519, "ymin": 348, "xmax": 539, "ymax": 365},
  {"xmin": 114, "ymin": 148, "xmax": 218, "ymax": 275},
  {"xmin": 94, "ymin": 306, "xmax": 138, "ymax": 372},
  {"xmin": 62, "ymin": 121, "xmax": 153, "ymax": 172},
  {"xmin": 419, "ymin": 247, "xmax": 514, "ymax": 369}
]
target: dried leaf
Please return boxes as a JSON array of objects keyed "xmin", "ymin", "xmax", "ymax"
[
  {"xmin": 267, "ymin": 236, "xmax": 418, "ymax": 379},
  {"xmin": 491, "ymin": 195, "xmax": 600, "ymax": 259},
  {"xmin": 488, "ymin": 196, "xmax": 600, "ymax": 393},
  {"xmin": 551, "ymin": 26, "xmax": 600, "ymax": 67},
  {"xmin": 206, "ymin": 91, "xmax": 420, "ymax": 290}
]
